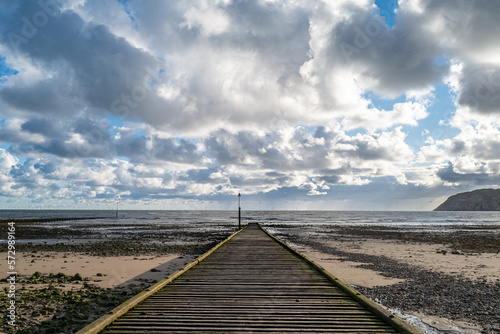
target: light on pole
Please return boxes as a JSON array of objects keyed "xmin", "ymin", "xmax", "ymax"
[{"xmin": 238, "ymin": 193, "xmax": 241, "ymax": 229}]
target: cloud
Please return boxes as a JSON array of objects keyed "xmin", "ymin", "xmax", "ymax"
[
  {"xmin": 342, "ymin": 102, "xmax": 429, "ymax": 131},
  {"xmin": 326, "ymin": 2, "xmax": 447, "ymax": 97},
  {"xmin": 436, "ymin": 162, "xmax": 491, "ymax": 185},
  {"xmin": 2, "ymin": 0, "xmax": 500, "ymax": 208},
  {"xmin": 417, "ymin": 0, "xmax": 500, "ymax": 64},
  {"xmin": 21, "ymin": 118, "xmax": 66, "ymax": 138},
  {"xmin": 0, "ymin": 148, "xmax": 19, "ymax": 196},
  {"xmin": 0, "ymin": 1, "xmax": 160, "ymax": 118},
  {"xmin": 416, "ymin": 116, "xmax": 500, "ymax": 187},
  {"xmin": 0, "ymin": 118, "xmax": 46, "ymax": 143},
  {"xmin": 404, "ymin": 0, "xmax": 500, "ymax": 115},
  {"xmin": 0, "ymin": 0, "xmax": 447, "ymax": 137},
  {"xmin": 115, "ymin": 129, "xmax": 202, "ymax": 164},
  {"xmin": 0, "ymin": 120, "xmax": 419, "ymax": 203},
  {"xmin": 455, "ymin": 64, "xmax": 500, "ymax": 114},
  {"xmin": 203, "ymin": 125, "xmax": 414, "ymax": 185},
  {"xmin": 4, "ymin": 116, "xmax": 112, "ymax": 159},
  {"xmin": 425, "ymin": 115, "xmax": 500, "ymax": 163}
]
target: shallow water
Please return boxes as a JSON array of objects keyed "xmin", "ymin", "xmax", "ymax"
[{"xmin": 2, "ymin": 209, "xmax": 500, "ymax": 231}]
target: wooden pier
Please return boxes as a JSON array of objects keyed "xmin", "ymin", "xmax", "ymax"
[{"xmin": 79, "ymin": 223, "xmax": 420, "ymax": 333}]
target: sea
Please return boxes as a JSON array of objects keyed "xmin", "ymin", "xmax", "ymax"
[
  {"xmin": 1, "ymin": 209, "xmax": 500, "ymax": 237},
  {"xmin": 2, "ymin": 209, "xmax": 500, "ymax": 225}
]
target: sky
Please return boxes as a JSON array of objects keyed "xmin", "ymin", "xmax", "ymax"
[{"xmin": 1, "ymin": 0, "xmax": 500, "ymax": 211}]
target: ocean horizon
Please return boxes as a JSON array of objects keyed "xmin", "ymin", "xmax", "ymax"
[{"xmin": 2, "ymin": 209, "xmax": 499, "ymax": 233}]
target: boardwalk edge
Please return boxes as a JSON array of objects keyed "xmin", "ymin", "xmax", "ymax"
[
  {"xmin": 260, "ymin": 225, "xmax": 422, "ymax": 334},
  {"xmin": 76, "ymin": 225, "xmax": 248, "ymax": 334}
]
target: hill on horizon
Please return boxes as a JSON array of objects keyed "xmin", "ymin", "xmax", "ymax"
[{"xmin": 434, "ymin": 189, "xmax": 500, "ymax": 211}]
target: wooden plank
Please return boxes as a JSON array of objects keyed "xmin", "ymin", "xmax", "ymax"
[{"xmin": 78, "ymin": 223, "xmax": 420, "ymax": 334}]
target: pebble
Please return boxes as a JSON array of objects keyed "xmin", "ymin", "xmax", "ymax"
[{"xmin": 279, "ymin": 232, "xmax": 500, "ymax": 334}]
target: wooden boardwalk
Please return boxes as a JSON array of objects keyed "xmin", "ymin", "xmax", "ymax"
[{"xmin": 81, "ymin": 223, "xmax": 420, "ymax": 333}]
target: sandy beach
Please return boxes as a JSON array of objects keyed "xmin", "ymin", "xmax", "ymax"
[
  {"xmin": 0, "ymin": 252, "xmax": 193, "ymax": 289},
  {"xmin": 269, "ymin": 223, "xmax": 500, "ymax": 334},
  {"xmin": 298, "ymin": 242, "xmax": 499, "ymax": 333},
  {"xmin": 0, "ymin": 251, "xmax": 200, "ymax": 333},
  {"xmin": 0, "ymin": 252, "xmax": 194, "ymax": 331},
  {"xmin": 300, "ymin": 239, "xmax": 500, "ymax": 286},
  {"xmin": 1, "ymin": 215, "xmax": 499, "ymax": 333},
  {"xmin": 0, "ymin": 218, "xmax": 233, "ymax": 333}
]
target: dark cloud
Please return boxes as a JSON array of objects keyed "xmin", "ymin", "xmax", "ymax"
[
  {"xmin": 316, "ymin": 175, "xmax": 340, "ymax": 184},
  {"xmin": 450, "ymin": 140, "xmax": 466, "ymax": 154},
  {"xmin": 414, "ymin": 0, "xmax": 500, "ymax": 114},
  {"xmin": 329, "ymin": 5, "xmax": 447, "ymax": 96},
  {"xmin": 115, "ymin": 131, "xmax": 202, "ymax": 164},
  {"xmin": 7, "ymin": 117, "xmax": 113, "ymax": 158},
  {"xmin": 456, "ymin": 65, "xmax": 500, "ymax": 114},
  {"xmin": 345, "ymin": 138, "xmax": 393, "ymax": 160},
  {"xmin": 222, "ymin": 0, "xmax": 311, "ymax": 72},
  {"xmin": 11, "ymin": 140, "xmax": 68, "ymax": 158},
  {"xmin": 33, "ymin": 160, "xmax": 56, "ymax": 175},
  {"xmin": 181, "ymin": 168, "xmax": 225, "ymax": 185},
  {"xmin": 153, "ymin": 138, "xmax": 200, "ymax": 163},
  {"xmin": 21, "ymin": 118, "xmax": 66, "ymax": 138},
  {"xmin": 0, "ymin": 1, "xmax": 159, "ymax": 119},
  {"xmin": 115, "ymin": 134, "xmax": 148, "ymax": 159},
  {"xmin": 265, "ymin": 171, "xmax": 287, "ymax": 178},
  {"xmin": 436, "ymin": 163, "xmax": 490, "ymax": 184},
  {"xmin": 0, "ymin": 76, "xmax": 78, "ymax": 114}
]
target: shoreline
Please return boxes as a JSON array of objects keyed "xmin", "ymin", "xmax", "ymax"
[
  {"xmin": 1, "ymin": 219, "xmax": 499, "ymax": 333},
  {"xmin": 297, "ymin": 243, "xmax": 494, "ymax": 333},
  {"xmin": 278, "ymin": 233, "xmax": 499, "ymax": 333}
]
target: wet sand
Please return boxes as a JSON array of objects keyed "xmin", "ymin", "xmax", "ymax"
[
  {"xmin": 269, "ymin": 224, "xmax": 500, "ymax": 334},
  {"xmin": 0, "ymin": 220, "xmax": 232, "ymax": 333},
  {"xmin": 1, "ymin": 219, "xmax": 499, "ymax": 333},
  {"xmin": 300, "ymin": 240, "xmax": 500, "ymax": 285},
  {"xmin": 298, "ymin": 242, "xmax": 498, "ymax": 333},
  {"xmin": 0, "ymin": 252, "xmax": 193, "ymax": 289}
]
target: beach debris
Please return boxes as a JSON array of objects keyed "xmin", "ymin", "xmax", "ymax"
[{"xmin": 71, "ymin": 273, "xmax": 83, "ymax": 281}]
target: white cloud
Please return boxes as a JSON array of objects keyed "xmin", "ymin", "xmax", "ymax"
[
  {"xmin": 404, "ymin": 1, "xmax": 500, "ymax": 116},
  {"xmin": 417, "ymin": 144, "xmax": 446, "ymax": 163},
  {"xmin": 181, "ymin": 1, "xmax": 230, "ymax": 36},
  {"xmin": 342, "ymin": 102, "xmax": 429, "ymax": 131},
  {"xmin": 0, "ymin": 0, "xmax": 443, "ymax": 137},
  {"xmin": 2, "ymin": 0, "xmax": 500, "ymax": 208},
  {"xmin": 0, "ymin": 147, "xmax": 16, "ymax": 166}
]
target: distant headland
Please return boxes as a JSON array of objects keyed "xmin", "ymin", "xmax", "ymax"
[{"xmin": 434, "ymin": 188, "xmax": 500, "ymax": 211}]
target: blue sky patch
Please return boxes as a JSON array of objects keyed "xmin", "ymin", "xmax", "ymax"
[
  {"xmin": 0, "ymin": 56, "xmax": 18, "ymax": 82},
  {"xmin": 405, "ymin": 84, "xmax": 459, "ymax": 149},
  {"xmin": 375, "ymin": 0, "xmax": 398, "ymax": 27},
  {"xmin": 365, "ymin": 92, "xmax": 406, "ymax": 110}
]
